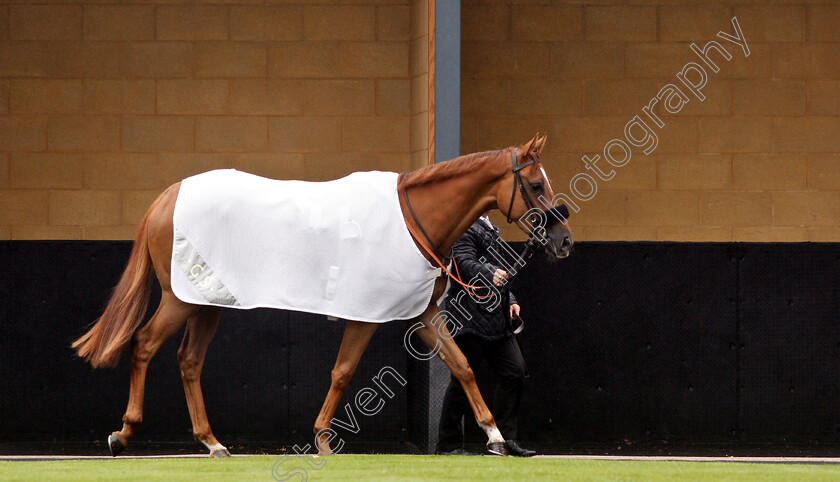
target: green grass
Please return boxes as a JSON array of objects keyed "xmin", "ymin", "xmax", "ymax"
[{"xmin": 2, "ymin": 455, "xmax": 840, "ymax": 481}]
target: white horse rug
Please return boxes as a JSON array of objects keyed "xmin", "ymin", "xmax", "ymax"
[{"xmin": 170, "ymin": 169, "xmax": 439, "ymax": 323}]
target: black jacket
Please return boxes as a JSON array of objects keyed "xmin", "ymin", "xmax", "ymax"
[{"xmin": 442, "ymin": 219, "xmax": 517, "ymax": 341}]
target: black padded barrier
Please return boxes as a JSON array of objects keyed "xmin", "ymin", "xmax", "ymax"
[
  {"xmin": 2, "ymin": 241, "xmax": 839, "ymax": 450},
  {"xmin": 0, "ymin": 241, "xmax": 407, "ymax": 450},
  {"xmin": 737, "ymin": 244, "xmax": 840, "ymax": 442},
  {"xmin": 504, "ymin": 242, "xmax": 739, "ymax": 445}
]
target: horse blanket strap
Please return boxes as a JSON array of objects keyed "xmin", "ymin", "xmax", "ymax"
[
  {"xmin": 402, "ymin": 187, "xmax": 450, "ymax": 265},
  {"xmin": 170, "ymin": 169, "xmax": 438, "ymax": 323}
]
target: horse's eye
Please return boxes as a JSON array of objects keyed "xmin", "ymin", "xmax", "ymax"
[{"xmin": 529, "ymin": 181, "xmax": 543, "ymax": 193}]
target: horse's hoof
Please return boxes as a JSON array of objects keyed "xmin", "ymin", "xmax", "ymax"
[
  {"xmin": 210, "ymin": 448, "xmax": 231, "ymax": 458},
  {"xmin": 486, "ymin": 441, "xmax": 506, "ymax": 456},
  {"xmin": 108, "ymin": 433, "xmax": 126, "ymax": 457}
]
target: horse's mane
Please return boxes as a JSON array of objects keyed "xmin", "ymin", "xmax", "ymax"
[{"xmin": 397, "ymin": 148, "xmax": 509, "ymax": 190}]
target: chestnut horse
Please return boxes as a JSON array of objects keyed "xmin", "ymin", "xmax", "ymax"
[{"xmin": 72, "ymin": 135, "xmax": 573, "ymax": 457}]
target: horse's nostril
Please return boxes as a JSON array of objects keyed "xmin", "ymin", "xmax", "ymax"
[{"xmin": 561, "ymin": 236, "xmax": 572, "ymax": 250}]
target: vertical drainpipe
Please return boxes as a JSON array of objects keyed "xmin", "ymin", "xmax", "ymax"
[
  {"xmin": 433, "ymin": 1, "xmax": 461, "ymax": 165},
  {"xmin": 427, "ymin": 0, "xmax": 461, "ymax": 455},
  {"xmin": 407, "ymin": 0, "xmax": 461, "ymax": 455}
]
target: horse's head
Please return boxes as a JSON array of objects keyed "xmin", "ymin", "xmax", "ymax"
[{"xmin": 498, "ymin": 135, "xmax": 573, "ymax": 260}]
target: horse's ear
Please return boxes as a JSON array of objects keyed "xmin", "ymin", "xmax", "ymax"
[
  {"xmin": 516, "ymin": 135, "xmax": 539, "ymax": 160},
  {"xmin": 534, "ymin": 134, "xmax": 547, "ymax": 155}
]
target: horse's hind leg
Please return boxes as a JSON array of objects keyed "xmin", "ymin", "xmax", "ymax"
[
  {"xmin": 177, "ymin": 306, "xmax": 227, "ymax": 458},
  {"xmin": 109, "ymin": 292, "xmax": 196, "ymax": 456},
  {"xmin": 313, "ymin": 320, "xmax": 379, "ymax": 454}
]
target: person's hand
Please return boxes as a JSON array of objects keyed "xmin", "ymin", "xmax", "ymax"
[
  {"xmin": 492, "ymin": 268, "xmax": 508, "ymax": 287},
  {"xmin": 509, "ymin": 303, "xmax": 521, "ymax": 319}
]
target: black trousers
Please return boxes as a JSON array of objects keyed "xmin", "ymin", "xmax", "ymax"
[{"xmin": 436, "ymin": 333, "xmax": 527, "ymax": 451}]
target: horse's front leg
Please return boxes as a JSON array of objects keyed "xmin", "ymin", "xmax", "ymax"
[
  {"xmin": 408, "ymin": 305, "xmax": 506, "ymax": 455},
  {"xmin": 313, "ymin": 320, "xmax": 379, "ymax": 454}
]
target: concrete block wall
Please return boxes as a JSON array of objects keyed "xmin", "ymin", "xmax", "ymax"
[
  {"xmin": 411, "ymin": 0, "xmax": 431, "ymax": 170},
  {"xmin": 461, "ymin": 1, "xmax": 840, "ymax": 242},
  {"xmin": 0, "ymin": 1, "xmax": 418, "ymax": 240}
]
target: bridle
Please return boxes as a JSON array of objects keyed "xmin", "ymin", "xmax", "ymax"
[
  {"xmin": 505, "ymin": 149, "xmax": 538, "ymax": 224},
  {"xmin": 402, "ymin": 148, "xmax": 570, "ymax": 290},
  {"xmin": 504, "ymin": 148, "xmax": 570, "ymax": 232},
  {"xmin": 502, "ymin": 149, "xmax": 571, "ymax": 274},
  {"xmin": 402, "ymin": 148, "xmax": 539, "ymax": 266}
]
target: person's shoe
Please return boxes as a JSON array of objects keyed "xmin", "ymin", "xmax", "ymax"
[
  {"xmin": 505, "ymin": 440, "xmax": 536, "ymax": 457},
  {"xmin": 485, "ymin": 441, "xmax": 506, "ymax": 456},
  {"xmin": 435, "ymin": 447, "xmax": 478, "ymax": 456}
]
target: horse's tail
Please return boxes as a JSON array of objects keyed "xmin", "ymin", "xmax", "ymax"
[{"xmin": 72, "ymin": 193, "xmax": 163, "ymax": 369}]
